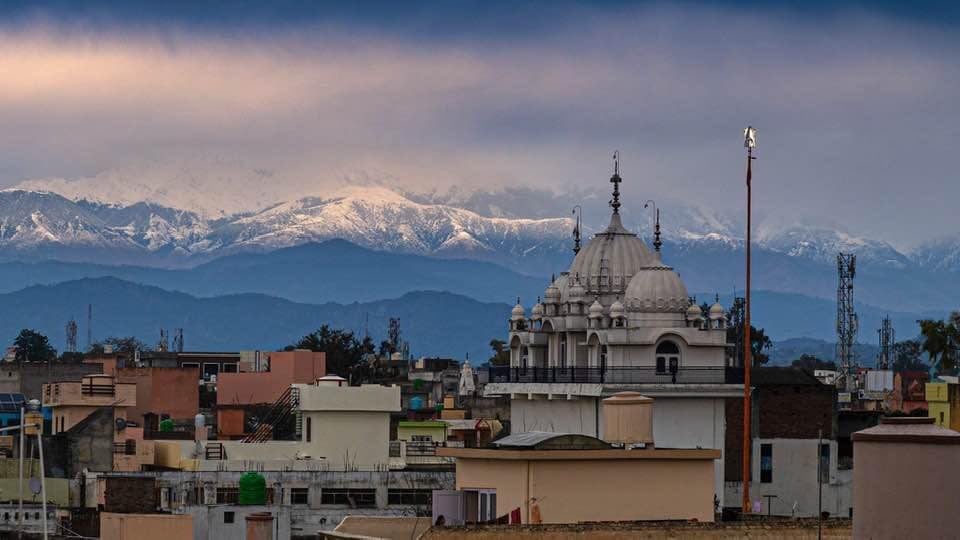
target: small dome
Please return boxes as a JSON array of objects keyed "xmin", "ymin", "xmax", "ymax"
[
  {"xmin": 687, "ymin": 303, "xmax": 703, "ymax": 318},
  {"xmin": 544, "ymin": 283, "xmax": 561, "ymax": 303},
  {"xmin": 624, "ymin": 265, "xmax": 689, "ymax": 312},
  {"xmin": 708, "ymin": 302, "xmax": 725, "ymax": 320},
  {"xmin": 588, "ymin": 299, "xmax": 604, "ymax": 319},
  {"xmin": 610, "ymin": 299, "xmax": 626, "ymax": 319},
  {"xmin": 511, "ymin": 300, "xmax": 526, "ymax": 321},
  {"xmin": 531, "ymin": 301, "xmax": 545, "ymax": 320},
  {"xmin": 569, "ymin": 279, "xmax": 586, "ymax": 302}
]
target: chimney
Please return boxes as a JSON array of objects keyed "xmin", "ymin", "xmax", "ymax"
[{"xmin": 602, "ymin": 392, "xmax": 654, "ymax": 447}]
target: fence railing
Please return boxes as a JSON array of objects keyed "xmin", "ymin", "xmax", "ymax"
[
  {"xmin": 82, "ymin": 383, "xmax": 116, "ymax": 397},
  {"xmin": 486, "ymin": 366, "xmax": 742, "ymax": 385}
]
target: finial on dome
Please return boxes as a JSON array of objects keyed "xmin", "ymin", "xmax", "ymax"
[
  {"xmin": 653, "ymin": 208, "xmax": 662, "ymax": 253},
  {"xmin": 572, "ymin": 205, "xmax": 582, "ymax": 254},
  {"xmin": 610, "ymin": 151, "xmax": 622, "ymax": 215}
]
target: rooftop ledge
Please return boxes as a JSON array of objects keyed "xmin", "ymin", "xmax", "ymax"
[{"xmin": 437, "ymin": 447, "xmax": 721, "ymax": 461}]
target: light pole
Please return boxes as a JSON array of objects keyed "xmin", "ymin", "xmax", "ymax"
[{"xmin": 742, "ymin": 126, "xmax": 757, "ymax": 514}]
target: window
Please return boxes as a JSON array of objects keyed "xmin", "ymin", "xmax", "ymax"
[
  {"xmin": 520, "ymin": 347, "xmax": 529, "ymax": 369},
  {"xmin": 388, "ymin": 489, "xmax": 432, "ymax": 505},
  {"xmin": 222, "ymin": 363, "xmax": 239, "ymax": 373},
  {"xmin": 202, "ymin": 363, "xmax": 220, "ymax": 380},
  {"xmin": 305, "ymin": 417, "xmax": 312, "ymax": 442},
  {"xmin": 321, "ymin": 488, "xmax": 376, "ymax": 507},
  {"xmin": 216, "ymin": 487, "xmax": 239, "ymax": 504},
  {"xmin": 559, "ymin": 334, "xmax": 567, "ymax": 368},
  {"xmin": 411, "ymin": 435, "xmax": 432, "ymax": 442},
  {"xmin": 223, "ymin": 511, "xmax": 234, "ymax": 524},
  {"xmin": 600, "ymin": 345, "xmax": 607, "ymax": 369},
  {"xmin": 181, "ymin": 362, "xmax": 200, "ymax": 370},
  {"xmin": 819, "ymin": 443, "xmax": 830, "ymax": 484},
  {"xmin": 478, "ymin": 490, "xmax": 497, "ymax": 522},
  {"xmin": 290, "ymin": 488, "xmax": 309, "ymax": 505},
  {"xmin": 760, "ymin": 443, "xmax": 773, "ymax": 483},
  {"xmin": 655, "ymin": 341, "xmax": 680, "ymax": 374}
]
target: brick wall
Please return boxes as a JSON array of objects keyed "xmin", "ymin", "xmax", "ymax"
[{"xmin": 104, "ymin": 477, "xmax": 158, "ymax": 514}]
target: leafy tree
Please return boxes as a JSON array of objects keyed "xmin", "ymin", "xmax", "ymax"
[
  {"xmin": 13, "ymin": 329, "xmax": 56, "ymax": 363},
  {"xmin": 294, "ymin": 325, "xmax": 367, "ymax": 376},
  {"xmin": 488, "ymin": 339, "xmax": 510, "ymax": 366},
  {"xmin": 727, "ymin": 324, "xmax": 773, "ymax": 366},
  {"xmin": 919, "ymin": 314, "xmax": 959, "ymax": 373},
  {"xmin": 892, "ymin": 339, "xmax": 927, "ymax": 372},
  {"xmin": 89, "ymin": 336, "xmax": 147, "ymax": 358},
  {"xmin": 791, "ymin": 354, "xmax": 837, "ymax": 372}
]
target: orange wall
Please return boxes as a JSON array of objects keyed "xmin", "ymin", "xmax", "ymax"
[
  {"xmin": 455, "ymin": 457, "xmax": 715, "ymax": 524},
  {"xmin": 100, "ymin": 512, "xmax": 192, "ymax": 540},
  {"xmin": 116, "ymin": 367, "xmax": 200, "ymax": 423},
  {"xmin": 218, "ymin": 408, "xmax": 246, "ymax": 439},
  {"xmin": 217, "ymin": 350, "xmax": 325, "ymax": 406}
]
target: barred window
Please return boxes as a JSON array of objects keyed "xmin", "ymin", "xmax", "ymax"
[
  {"xmin": 388, "ymin": 489, "xmax": 432, "ymax": 506},
  {"xmin": 216, "ymin": 487, "xmax": 239, "ymax": 504},
  {"xmin": 290, "ymin": 488, "xmax": 309, "ymax": 505},
  {"xmin": 320, "ymin": 488, "xmax": 376, "ymax": 507}
]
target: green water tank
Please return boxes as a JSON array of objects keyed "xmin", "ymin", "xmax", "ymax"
[
  {"xmin": 238, "ymin": 472, "xmax": 267, "ymax": 505},
  {"xmin": 158, "ymin": 419, "xmax": 175, "ymax": 432}
]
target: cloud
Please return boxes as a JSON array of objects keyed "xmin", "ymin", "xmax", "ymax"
[{"xmin": 0, "ymin": 5, "xmax": 957, "ymax": 246}]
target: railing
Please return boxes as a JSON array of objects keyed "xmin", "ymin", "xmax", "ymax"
[
  {"xmin": 113, "ymin": 440, "xmax": 136, "ymax": 455},
  {"xmin": 205, "ymin": 442, "xmax": 226, "ymax": 460},
  {"xmin": 487, "ymin": 366, "xmax": 742, "ymax": 385},
  {"xmin": 82, "ymin": 383, "xmax": 115, "ymax": 396}
]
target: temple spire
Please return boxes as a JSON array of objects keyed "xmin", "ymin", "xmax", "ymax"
[
  {"xmin": 610, "ymin": 151, "xmax": 622, "ymax": 214},
  {"xmin": 653, "ymin": 208, "xmax": 662, "ymax": 252}
]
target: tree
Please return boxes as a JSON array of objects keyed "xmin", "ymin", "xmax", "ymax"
[
  {"xmin": 791, "ymin": 354, "xmax": 836, "ymax": 372},
  {"xmin": 488, "ymin": 339, "xmax": 510, "ymax": 366},
  {"xmin": 893, "ymin": 339, "xmax": 927, "ymax": 372},
  {"xmin": 293, "ymin": 325, "xmax": 367, "ymax": 376},
  {"xmin": 13, "ymin": 329, "xmax": 56, "ymax": 363},
  {"xmin": 727, "ymin": 324, "xmax": 773, "ymax": 366},
  {"xmin": 920, "ymin": 314, "xmax": 959, "ymax": 373},
  {"xmin": 89, "ymin": 336, "xmax": 147, "ymax": 358}
]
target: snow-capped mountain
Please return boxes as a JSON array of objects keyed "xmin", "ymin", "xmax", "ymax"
[{"xmin": 910, "ymin": 235, "xmax": 960, "ymax": 273}]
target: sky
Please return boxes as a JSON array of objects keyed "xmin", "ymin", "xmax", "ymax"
[{"xmin": 0, "ymin": 1, "xmax": 958, "ymax": 248}]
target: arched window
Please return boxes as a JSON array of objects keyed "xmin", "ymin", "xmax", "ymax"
[
  {"xmin": 521, "ymin": 346, "xmax": 529, "ymax": 369},
  {"xmin": 600, "ymin": 345, "xmax": 608, "ymax": 370},
  {"xmin": 656, "ymin": 341, "xmax": 680, "ymax": 374}
]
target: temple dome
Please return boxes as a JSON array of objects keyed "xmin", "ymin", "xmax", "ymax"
[
  {"xmin": 531, "ymin": 301, "xmax": 545, "ymax": 320},
  {"xmin": 511, "ymin": 301, "xmax": 526, "ymax": 321},
  {"xmin": 565, "ymin": 213, "xmax": 657, "ymax": 301},
  {"xmin": 624, "ymin": 264, "xmax": 689, "ymax": 312},
  {"xmin": 708, "ymin": 302, "xmax": 725, "ymax": 320}
]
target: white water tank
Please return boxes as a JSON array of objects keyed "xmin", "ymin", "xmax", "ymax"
[{"xmin": 602, "ymin": 392, "xmax": 654, "ymax": 446}]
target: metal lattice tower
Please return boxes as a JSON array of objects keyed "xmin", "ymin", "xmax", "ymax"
[
  {"xmin": 65, "ymin": 319, "xmax": 78, "ymax": 354},
  {"xmin": 173, "ymin": 328, "xmax": 184, "ymax": 353},
  {"xmin": 158, "ymin": 329, "xmax": 169, "ymax": 352},
  {"xmin": 877, "ymin": 316, "xmax": 895, "ymax": 371},
  {"xmin": 836, "ymin": 253, "xmax": 858, "ymax": 390}
]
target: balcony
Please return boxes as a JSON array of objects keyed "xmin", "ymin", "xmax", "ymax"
[{"xmin": 486, "ymin": 366, "xmax": 744, "ymax": 385}]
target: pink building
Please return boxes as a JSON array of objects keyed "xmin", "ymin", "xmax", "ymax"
[{"xmin": 216, "ymin": 350, "xmax": 325, "ymax": 438}]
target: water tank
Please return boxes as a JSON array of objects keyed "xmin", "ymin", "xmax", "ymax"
[
  {"xmin": 194, "ymin": 413, "xmax": 206, "ymax": 429},
  {"xmin": 409, "ymin": 396, "xmax": 424, "ymax": 411},
  {"xmin": 602, "ymin": 392, "xmax": 654, "ymax": 446},
  {"xmin": 158, "ymin": 419, "xmax": 175, "ymax": 432},
  {"xmin": 238, "ymin": 472, "xmax": 267, "ymax": 505}
]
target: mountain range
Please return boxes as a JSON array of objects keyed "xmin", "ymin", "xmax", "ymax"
[{"xmin": 1, "ymin": 184, "xmax": 958, "ymax": 314}]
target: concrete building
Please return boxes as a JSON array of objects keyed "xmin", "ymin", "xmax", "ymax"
[
  {"xmin": 43, "ymin": 374, "xmax": 136, "ymax": 435},
  {"xmin": 100, "ymin": 512, "xmax": 193, "ymax": 540},
  {"xmin": 397, "ymin": 421, "xmax": 448, "ymax": 443},
  {"xmin": 116, "ymin": 367, "xmax": 200, "ymax": 424},
  {"xmin": 724, "ymin": 368, "xmax": 850, "ymax": 518},
  {"xmin": 853, "ymin": 416, "xmax": 960, "ymax": 539},
  {"xmin": 925, "ymin": 380, "xmax": 960, "ymax": 430},
  {"xmin": 437, "ymin": 393, "xmax": 718, "ymax": 525},
  {"xmin": 485, "ymin": 164, "xmax": 741, "ymax": 506}
]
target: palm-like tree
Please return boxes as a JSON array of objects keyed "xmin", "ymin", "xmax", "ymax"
[{"xmin": 920, "ymin": 315, "xmax": 960, "ymax": 374}]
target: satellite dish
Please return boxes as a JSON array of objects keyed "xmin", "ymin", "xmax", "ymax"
[
  {"xmin": 115, "ymin": 418, "xmax": 127, "ymax": 432},
  {"xmin": 28, "ymin": 478, "xmax": 41, "ymax": 495}
]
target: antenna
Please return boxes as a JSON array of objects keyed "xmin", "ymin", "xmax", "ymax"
[
  {"xmin": 87, "ymin": 304, "xmax": 93, "ymax": 351},
  {"xmin": 65, "ymin": 319, "xmax": 78, "ymax": 354},
  {"xmin": 158, "ymin": 329, "xmax": 169, "ymax": 353},
  {"xmin": 877, "ymin": 316, "xmax": 894, "ymax": 371},
  {"xmin": 571, "ymin": 206, "xmax": 582, "ymax": 255},
  {"xmin": 836, "ymin": 253, "xmax": 858, "ymax": 391},
  {"xmin": 173, "ymin": 328, "xmax": 184, "ymax": 353}
]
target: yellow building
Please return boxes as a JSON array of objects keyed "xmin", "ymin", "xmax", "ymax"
[
  {"xmin": 396, "ymin": 420, "xmax": 447, "ymax": 443},
  {"xmin": 926, "ymin": 381, "xmax": 960, "ymax": 430}
]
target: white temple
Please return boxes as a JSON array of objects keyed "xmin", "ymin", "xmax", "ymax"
[{"xmin": 485, "ymin": 160, "xmax": 742, "ymax": 505}]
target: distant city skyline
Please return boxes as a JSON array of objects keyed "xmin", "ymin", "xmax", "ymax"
[{"xmin": 1, "ymin": 1, "xmax": 958, "ymax": 248}]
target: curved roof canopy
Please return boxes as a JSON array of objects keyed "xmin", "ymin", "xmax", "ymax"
[{"xmin": 489, "ymin": 431, "xmax": 612, "ymax": 450}]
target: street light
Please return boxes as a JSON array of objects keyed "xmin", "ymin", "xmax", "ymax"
[{"xmin": 742, "ymin": 126, "xmax": 756, "ymax": 514}]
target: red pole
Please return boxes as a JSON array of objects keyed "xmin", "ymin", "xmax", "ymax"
[{"xmin": 742, "ymin": 145, "xmax": 753, "ymax": 513}]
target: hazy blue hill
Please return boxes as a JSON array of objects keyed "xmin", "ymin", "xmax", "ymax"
[
  {"xmin": 0, "ymin": 240, "xmax": 546, "ymax": 304},
  {"xmin": 0, "ymin": 277, "xmax": 510, "ymax": 363}
]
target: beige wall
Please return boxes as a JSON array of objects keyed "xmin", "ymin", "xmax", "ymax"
[
  {"xmin": 455, "ymin": 456, "xmax": 715, "ymax": 524},
  {"xmin": 100, "ymin": 512, "xmax": 193, "ymax": 540},
  {"xmin": 303, "ymin": 410, "xmax": 390, "ymax": 469},
  {"xmin": 854, "ymin": 441, "xmax": 960, "ymax": 539},
  {"xmin": 43, "ymin": 380, "xmax": 136, "ymax": 408},
  {"xmin": 295, "ymin": 383, "xmax": 400, "ymax": 412}
]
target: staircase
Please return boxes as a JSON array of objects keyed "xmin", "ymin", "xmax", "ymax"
[{"xmin": 241, "ymin": 386, "xmax": 301, "ymax": 443}]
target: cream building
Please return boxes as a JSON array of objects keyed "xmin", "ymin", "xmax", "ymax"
[{"xmin": 486, "ymin": 162, "xmax": 742, "ymax": 505}]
